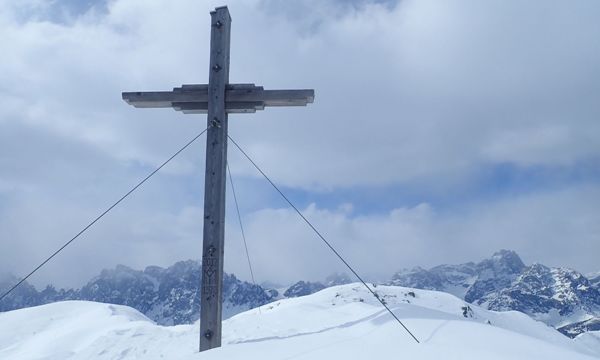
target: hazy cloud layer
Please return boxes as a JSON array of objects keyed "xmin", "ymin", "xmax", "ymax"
[{"xmin": 0, "ymin": 0, "xmax": 598, "ymax": 287}]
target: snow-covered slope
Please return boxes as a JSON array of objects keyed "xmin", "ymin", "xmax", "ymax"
[
  {"xmin": 577, "ymin": 331, "xmax": 600, "ymax": 355},
  {"xmin": 1, "ymin": 284, "xmax": 598, "ymax": 359}
]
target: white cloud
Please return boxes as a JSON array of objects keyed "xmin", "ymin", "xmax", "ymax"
[
  {"xmin": 2, "ymin": 0, "xmax": 599, "ymax": 188},
  {"xmin": 0, "ymin": 0, "xmax": 598, "ymax": 287},
  {"xmin": 223, "ymin": 184, "xmax": 600, "ymax": 285}
]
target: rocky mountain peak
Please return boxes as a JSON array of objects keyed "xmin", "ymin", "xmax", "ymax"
[
  {"xmin": 389, "ymin": 250, "xmax": 600, "ymax": 337},
  {"xmin": 283, "ymin": 281, "xmax": 326, "ymax": 298},
  {"xmin": 590, "ymin": 273, "xmax": 600, "ymax": 288},
  {"xmin": 550, "ymin": 267, "xmax": 599, "ymax": 308},
  {"xmin": 389, "ymin": 266, "xmax": 444, "ymax": 291},
  {"xmin": 324, "ymin": 273, "xmax": 352, "ymax": 287},
  {"xmin": 1, "ymin": 260, "xmax": 275, "ymax": 326},
  {"xmin": 485, "ymin": 249, "xmax": 526, "ymax": 275}
]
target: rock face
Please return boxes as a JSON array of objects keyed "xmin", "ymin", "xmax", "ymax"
[
  {"xmin": 1, "ymin": 264, "xmax": 351, "ymax": 326},
  {"xmin": 324, "ymin": 273, "xmax": 352, "ymax": 287},
  {"xmin": 283, "ymin": 281, "xmax": 326, "ymax": 298},
  {"xmin": 465, "ymin": 250, "xmax": 526, "ymax": 304},
  {"xmin": 281, "ymin": 273, "xmax": 352, "ymax": 298},
  {"xmin": 0, "ymin": 260, "xmax": 274, "ymax": 325},
  {"xmin": 559, "ymin": 317, "xmax": 600, "ymax": 338},
  {"xmin": 0, "ymin": 274, "xmax": 47, "ymax": 311},
  {"xmin": 488, "ymin": 265, "xmax": 600, "ymax": 317},
  {"xmin": 589, "ymin": 273, "xmax": 600, "ymax": 289},
  {"xmin": 388, "ymin": 250, "xmax": 600, "ymax": 338},
  {"xmin": 389, "ymin": 266, "xmax": 446, "ymax": 291}
]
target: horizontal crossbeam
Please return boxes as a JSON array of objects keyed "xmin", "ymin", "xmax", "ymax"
[{"xmin": 122, "ymin": 84, "xmax": 314, "ymax": 114}]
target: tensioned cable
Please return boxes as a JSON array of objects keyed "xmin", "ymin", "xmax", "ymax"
[
  {"xmin": 227, "ymin": 134, "xmax": 420, "ymax": 344},
  {"xmin": 226, "ymin": 162, "xmax": 261, "ymax": 314},
  {"xmin": 0, "ymin": 128, "xmax": 208, "ymax": 303}
]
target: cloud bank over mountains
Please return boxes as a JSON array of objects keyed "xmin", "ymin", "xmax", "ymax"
[{"xmin": 0, "ymin": 0, "xmax": 598, "ymax": 287}]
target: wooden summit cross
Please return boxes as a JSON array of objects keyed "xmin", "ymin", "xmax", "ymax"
[{"xmin": 122, "ymin": 6, "xmax": 314, "ymax": 352}]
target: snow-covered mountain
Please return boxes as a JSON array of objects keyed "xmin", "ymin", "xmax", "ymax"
[
  {"xmin": 591, "ymin": 273, "xmax": 600, "ymax": 289},
  {"xmin": 280, "ymin": 272, "xmax": 354, "ymax": 299},
  {"xmin": 0, "ymin": 260, "xmax": 273, "ymax": 325},
  {"xmin": 389, "ymin": 250, "xmax": 600, "ymax": 338},
  {"xmin": 2, "ymin": 250, "xmax": 599, "ymax": 339},
  {"xmin": 0, "ymin": 262, "xmax": 354, "ymax": 324},
  {"xmin": 283, "ymin": 281, "xmax": 326, "ymax": 297},
  {"xmin": 0, "ymin": 284, "xmax": 598, "ymax": 359}
]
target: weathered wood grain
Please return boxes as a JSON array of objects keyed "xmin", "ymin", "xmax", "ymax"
[
  {"xmin": 199, "ymin": 6, "xmax": 231, "ymax": 352},
  {"xmin": 122, "ymin": 87, "xmax": 314, "ymax": 110}
]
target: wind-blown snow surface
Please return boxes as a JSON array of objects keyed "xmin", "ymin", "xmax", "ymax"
[
  {"xmin": 1, "ymin": 284, "xmax": 598, "ymax": 359},
  {"xmin": 577, "ymin": 332, "xmax": 600, "ymax": 355}
]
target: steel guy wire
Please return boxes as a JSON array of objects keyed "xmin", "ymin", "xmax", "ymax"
[
  {"xmin": 227, "ymin": 134, "xmax": 420, "ymax": 344},
  {"xmin": 227, "ymin": 161, "xmax": 261, "ymax": 314},
  {"xmin": 0, "ymin": 128, "xmax": 208, "ymax": 303}
]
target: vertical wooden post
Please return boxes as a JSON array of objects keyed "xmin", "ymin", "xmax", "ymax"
[{"xmin": 200, "ymin": 6, "xmax": 231, "ymax": 352}]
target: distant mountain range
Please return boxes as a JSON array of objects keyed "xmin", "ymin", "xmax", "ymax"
[
  {"xmin": 0, "ymin": 260, "xmax": 271, "ymax": 325},
  {"xmin": 4, "ymin": 284, "xmax": 598, "ymax": 359},
  {"xmin": 1, "ymin": 250, "xmax": 599, "ymax": 338},
  {"xmin": 387, "ymin": 250, "xmax": 600, "ymax": 338}
]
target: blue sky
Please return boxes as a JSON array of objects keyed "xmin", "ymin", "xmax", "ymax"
[
  {"xmin": 0, "ymin": 0, "xmax": 599, "ymax": 287},
  {"xmin": 232, "ymin": 159, "xmax": 600, "ymax": 216}
]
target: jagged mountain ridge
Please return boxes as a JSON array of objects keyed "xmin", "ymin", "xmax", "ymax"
[
  {"xmin": 283, "ymin": 281, "xmax": 326, "ymax": 298},
  {"xmin": 0, "ymin": 262, "xmax": 350, "ymax": 325},
  {"xmin": 3, "ymin": 285, "xmax": 598, "ymax": 359},
  {"xmin": 0, "ymin": 260, "xmax": 273, "ymax": 325},
  {"xmin": 2, "ymin": 250, "xmax": 599, "ymax": 339},
  {"xmin": 388, "ymin": 250, "xmax": 600, "ymax": 337},
  {"xmin": 589, "ymin": 273, "xmax": 600, "ymax": 289}
]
